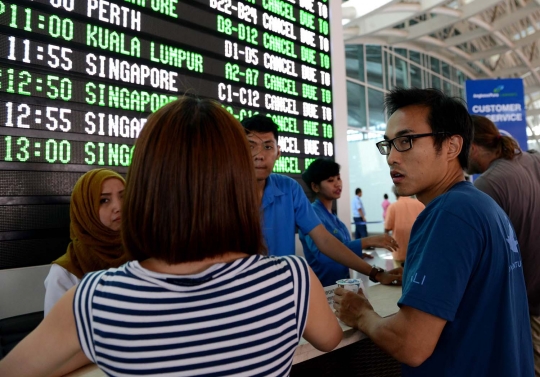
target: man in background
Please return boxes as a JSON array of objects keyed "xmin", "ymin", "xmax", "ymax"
[
  {"xmin": 468, "ymin": 115, "xmax": 540, "ymax": 375},
  {"xmin": 241, "ymin": 115, "xmax": 402, "ymax": 285},
  {"xmin": 384, "ymin": 187, "xmax": 424, "ymax": 268},
  {"xmin": 352, "ymin": 188, "xmax": 367, "ymax": 239}
]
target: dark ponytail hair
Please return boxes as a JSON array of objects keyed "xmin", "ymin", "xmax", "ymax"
[{"xmin": 471, "ymin": 115, "xmax": 521, "ymax": 160}]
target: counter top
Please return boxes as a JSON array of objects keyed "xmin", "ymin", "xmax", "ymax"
[{"xmin": 292, "ymin": 283, "xmax": 401, "ymax": 364}]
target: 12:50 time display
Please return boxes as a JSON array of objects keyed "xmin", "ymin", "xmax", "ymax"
[{"xmin": 0, "ymin": 68, "xmax": 72, "ymax": 100}]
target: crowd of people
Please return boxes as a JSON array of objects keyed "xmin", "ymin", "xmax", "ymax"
[{"xmin": 0, "ymin": 87, "xmax": 537, "ymax": 376}]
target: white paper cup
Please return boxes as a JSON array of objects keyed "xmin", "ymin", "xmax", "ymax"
[
  {"xmin": 336, "ymin": 279, "xmax": 362, "ymax": 293},
  {"xmin": 336, "ymin": 278, "xmax": 368, "ymax": 299}
]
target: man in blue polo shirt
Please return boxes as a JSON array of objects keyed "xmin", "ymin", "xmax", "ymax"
[
  {"xmin": 241, "ymin": 115, "xmax": 402, "ymax": 286},
  {"xmin": 333, "ymin": 88, "xmax": 534, "ymax": 376}
]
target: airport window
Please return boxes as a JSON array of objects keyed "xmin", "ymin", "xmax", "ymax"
[
  {"xmin": 368, "ymin": 88, "xmax": 386, "ymax": 131},
  {"xmin": 366, "ymin": 45, "xmax": 384, "ymax": 88},
  {"xmin": 346, "ymin": 45, "xmax": 365, "ymax": 83},
  {"xmin": 431, "ymin": 57, "xmax": 440, "ymax": 74},
  {"xmin": 411, "ymin": 64, "xmax": 423, "ymax": 88},
  {"xmin": 346, "ymin": 45, "xmax": 468, "ymax": 129},
  {"xmin": 432, "ymin": 75, "xmax": 442, "ymax": 90},
  {"xmin": 395, "ymin": 57, "xmax": 409, "ymax": 88},
  {"xmin": 410, "ymin": 51, "xmax": 422, "ymax": 64},
  {"xmin": 347, "ymin": 81, "xmax": 367, "ymax": 129},
  {"xmin": 442, "ymin": 61, "xmax": 451, "ymax": 79},
  {"xmin": 395, "ymin": 48, "xmax": 407, "ymax": 58}
]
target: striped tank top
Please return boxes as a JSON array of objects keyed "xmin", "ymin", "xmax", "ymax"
[{"xmin": 74, "ymin": 255, "xmax": 311, "ymax": 376}]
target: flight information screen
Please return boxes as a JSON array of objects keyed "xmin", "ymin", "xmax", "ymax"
[{"xmin": 0, "ymin": 0, "xmax": 335, "ymax": 269}]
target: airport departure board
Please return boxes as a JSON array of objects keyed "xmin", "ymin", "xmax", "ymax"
[{"xmin": 0, "ymin": 0, "xmax": 335, "ymax": 269}]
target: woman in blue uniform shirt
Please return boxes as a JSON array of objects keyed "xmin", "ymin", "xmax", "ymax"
[{"xmin": 299, "ymin": 158, "xmax": 398, "ymax": 287}]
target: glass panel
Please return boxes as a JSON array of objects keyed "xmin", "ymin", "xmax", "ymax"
[
  {"xmin": 456, "ymin": 70, "xmax": 466, "ymax": 85},
  {"xmin": 410, "ymin": 51, "xmax": 421, "ymax": 64},
  {"xmin": 395, "ymin": 48, "xmax": 407, "ymax": 58},
  {"xmin": 368, "ymin": 88, "xmax": 386, "ymax": 131},
  {"xmin": 347, "ymin": 81, "xmax": 367, "ymax": 129},
  {"xmin": 432, "ymin": 75, "xmax": 441, "ymax": 90},
  {"xmin": 443, "ymin": 80, "xmax": 452, "ymax": 95},
  {"xmin": 441, "ymin": 61, "xmax": 451, "ymax": 79},
  {"xmin": 395, "ymin": 57, "xmax": 409, "ymax": 88},
  {"xmin": 346, "ymin": 45, "xmax": 365, "ymax": 82},
  {"xmin": 386, "ymin": 52, "xmax": 394, "ymax": 90},
  {"xmin": 366, "ymin": 45, "xmax": 384, "ymax": 88},
  {"xmin": 411, "ymin": 64, "xmax": 422, "ymax": 88},
  {"xmin": 430, "ymin": 57, "xmax": 440, "ymax": 73}
]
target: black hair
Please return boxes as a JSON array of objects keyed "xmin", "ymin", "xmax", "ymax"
[
  {"xmin": 384, "ymin": 194, "xmax": 388, "ymax": 199},
  {"xmin": 384, "ymin": 88, "xmax": 472, "ymax": 169},
  {"xmin": 302, "ymin": 158, "xmax": 340, "ymax": 193},
  {"xmin": 355, "ymin": 188, "xmax": 361, "ymax": 195},
  {"xmin": 241, "ymin": 115, "xmax": 279, "ymax": 141}
]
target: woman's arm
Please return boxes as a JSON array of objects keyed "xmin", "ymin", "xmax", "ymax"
[
  {"xmin": 302, "ymin": 267, "xmax": 343, "ymax": 352},
  {"xmin": 0, "ymin": 287, "xmax": 87, "ymax": 377}
]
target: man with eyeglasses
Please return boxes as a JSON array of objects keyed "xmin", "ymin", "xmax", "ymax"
[
  {"xmin": 241, "ymin": 115, "xmax": 403, "ymax": 286},
  {"xmin": 334, "ymin": 88, "xmax": 533, "ymax": 376}
]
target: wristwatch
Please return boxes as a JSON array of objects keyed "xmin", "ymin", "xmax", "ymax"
[{"xmin": 369, "ymin": 266, "xmax": 385, "ymax": 283}]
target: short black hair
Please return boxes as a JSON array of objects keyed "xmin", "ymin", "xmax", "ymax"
[
  {"xmin": 302, "ymin": 158, "xmax": 340, "ymax": 193},
  {"xmin": 241, "ymin": 115, "xmax": 279, "ymax": 141},
  {"xmin": 384, "ymin": 88, "xmax": 472, "ymax": 169},
  {"xmin": 355, "ymin": 188, "xmax": 361, "ymax": 195},
  {"xmin": 384, "ymin": 194, "xmax": 388, "ymax": 199}
]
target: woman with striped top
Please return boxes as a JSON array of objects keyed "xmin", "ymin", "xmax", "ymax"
[{"xmin": 0, "ymin": 97, "xmax": 342, "ymax": 377}]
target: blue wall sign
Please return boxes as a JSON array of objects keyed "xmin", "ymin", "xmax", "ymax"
[{"xmin": 465, "ymin": 78, "xmax": 528, "ymax": 149}]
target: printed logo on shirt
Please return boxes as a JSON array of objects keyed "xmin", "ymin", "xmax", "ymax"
[
  {"xmin": 505, "ymin": 223, "xmax": 519, "ymax": 254},
  {"xmin": 410, "ymin": 272, "xmax": 426, "ymax": 285},
  {"xmin": 506, "ymin": 222, "xmax": 522, "ymax": 273}
]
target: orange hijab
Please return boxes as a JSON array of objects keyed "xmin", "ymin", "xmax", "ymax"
[{"xmin": 53, "ymin": 169, "xmax": 129, "ymax": 279}]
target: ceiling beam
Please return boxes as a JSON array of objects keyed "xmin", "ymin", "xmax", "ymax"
[
  {"xmin": 388, "ymin": 0, "xmax": 504, "ymax": 43},
  {"xmin": 343, "ymin": 0, "xmax": 447, "ymax": 39},
  {"xmin": 526, "ymin": 85, "xmax": 540, "ymax": 94},
  {"xmin": 444, "ymin": 29, "xmax": 489, "ymax": 47}
]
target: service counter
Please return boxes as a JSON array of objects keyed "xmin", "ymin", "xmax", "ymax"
[{"xmin": 66, "ymin": 283, "xmax": 402, "ymax": 377}]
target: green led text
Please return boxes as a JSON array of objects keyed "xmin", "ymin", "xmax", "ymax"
[
  {"xmin": 263, "ymin": 32, "xmax": 297, "ymax": 58},
  {"xmin": 273, "ymin": 156, "xmax": 301, "ymax": 173},
  {"xmin": 262, "ymin": 0, "xmax": 296, "ymax": 22},
  {"xmin": 264, "ymin": 73, "xmax": 298, "ymax": 96},
  {"xmin": 87, "ymin": 24, "xmax": 141, "ymax": 57},
  {"xmin": 300, "ymin": 10, "xmax": 315, "ymax": 30},
  {"xmin": 301, "ymin": 46, "xmax": 316, "ymax": 65},
  {"xmin": 150, "ymin": 42, "xmax": 203, "ymax": 72}
]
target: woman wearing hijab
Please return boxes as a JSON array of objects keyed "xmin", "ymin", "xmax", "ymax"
[{"xmin": 43, "ymin": 169, "xmax": 128, "ymax": 315}]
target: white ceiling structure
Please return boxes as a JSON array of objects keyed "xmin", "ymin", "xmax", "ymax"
[{"xmin": 341, "ymin": 0, "xmax": 540, "ymax": 146}]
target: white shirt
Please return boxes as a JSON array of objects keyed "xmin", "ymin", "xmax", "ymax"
[{"xmin": 43, "ymin": 264, "xmax": 80, "ymax": 316}]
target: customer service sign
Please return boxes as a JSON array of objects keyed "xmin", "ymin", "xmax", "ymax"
[{"xmin": 465, "ymin": 78, "xmax": 527, "ymax": 149}]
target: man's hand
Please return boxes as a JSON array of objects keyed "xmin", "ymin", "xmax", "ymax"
[
  {"xmin": 377, "ymin": 269, "xmax": 402, "ymax": 286},
  {"xmin": 363, "ymin": 234, "xmax": 399, "ymax": 252},
  {"xmin": 333, "ymin": 287, "xmax": 373, "ymax": 328},
  {"xmin": 387, "ymin": 267, "xmax": 403, "ymax": 276}
]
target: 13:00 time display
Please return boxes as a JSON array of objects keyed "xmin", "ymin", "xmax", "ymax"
[{"xmin": 2, "ymin": 135, "xmax": 133, "ymax": 166}]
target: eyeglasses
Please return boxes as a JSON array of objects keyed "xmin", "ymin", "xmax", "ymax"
[{"xmin": 376, "ymin": 132, "xmax": 450, "ymax": 155}]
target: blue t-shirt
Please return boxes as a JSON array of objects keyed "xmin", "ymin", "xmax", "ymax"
[
  {"xmin": 299, "ymin": 199, "xmax": 362, "ymax": 286},
  {"xmin": 399, "ymin": 181, "xmax": 534, "ymax": 376},
  {"xmin": 261, "ymin": 174, "xmax": 321, "ymax": 256}
]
